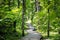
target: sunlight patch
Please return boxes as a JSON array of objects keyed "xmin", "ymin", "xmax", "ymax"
[
  {"xmin": 12, "ymin": 8, "xmax": 19, "ymax": 13},
  {"xmin": 26, "ymin": 20, "xmax": 31, "ymax": 23}
]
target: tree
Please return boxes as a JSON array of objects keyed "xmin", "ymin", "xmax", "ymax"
[
  {"xmin": 8, "ymin": 0, "xmax": 11, "ymax": 11},
  {"xmin": 18, "ymin": 0, "xmax": 20, "ymax": 8},
  {"xmin": 22, "ymin": 0, "xmax": 26, "ymax": 36}
]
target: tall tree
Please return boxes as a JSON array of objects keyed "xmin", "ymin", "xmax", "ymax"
[
  {"xmin": 35, "ymin": 0, "xmax": 39, "ymax": 12},
  {"xmin": 18, "ymin": 0, "xmax": 20, "ymax": 8},
  {"xmin": 22, "ymin": 0, "xmax": 26, "ymax": 36},
  {"xmin": 8, "ymin": 0, "xmax": 11, "ymax": 11},
  {"xmin": 47, "ymin": 0, "xmax": 50, "ymax": 37}
]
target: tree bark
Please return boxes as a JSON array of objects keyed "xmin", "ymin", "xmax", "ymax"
[
  {"xmin": 47, "ymin": 0, "xmax": 50, "ymax": 37},
  {"xmin": 8, "ymin": 0, "xmax": 11, "ymax": 11},
  {"xmin": 35, "ymin": 0, "xmax": 39, "ymax": 12},
  {"xmin": 18, "ymin": 0, "xmax": 20, "ymax": 8},
  {"xmin": 22, "ymin": 0, "xmax": 26, "ymax": 36}
]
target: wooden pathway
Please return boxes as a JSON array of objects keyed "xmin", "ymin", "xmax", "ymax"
[{"xmin": 20, "ymin": 22, "xmax": 42, "ymax": 40}]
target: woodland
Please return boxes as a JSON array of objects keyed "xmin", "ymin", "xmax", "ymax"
[{"xmin": 0, "ymin": 0, "xmax": 60, "ymax": 40}]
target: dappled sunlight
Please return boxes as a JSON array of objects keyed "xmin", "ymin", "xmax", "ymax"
[
  {"xmin": 0, "ymin": 19, "xmax": 3, "ymax": 21},
  {"xmin": 0, "ymin": 0, "xmax": 60, "ymax": 40},
  {"xmin": 12, "ymin": 8, "xmax": 19, "ymax": 13},
  {"xmin": 11, "ymin": 6, "xmax": 22, "ymax": 13},
  {"xmin": 26, "ymin": 20, "xmax": 31, "ymax": 23},
  {"xmin": 50, "ymin": 32, "xmax": 58, "ymax": 35}
]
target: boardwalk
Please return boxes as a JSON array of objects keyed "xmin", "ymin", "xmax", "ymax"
[{"xmin": 20, "ymin": 22, "xmax": 42, "ymax": 40}]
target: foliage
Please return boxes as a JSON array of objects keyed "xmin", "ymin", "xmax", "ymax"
[{"xmin": 0, "ymin": 0, "xmax": 60, "ymax": 40}]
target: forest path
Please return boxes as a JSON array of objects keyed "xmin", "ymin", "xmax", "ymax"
[{"xmin": 20, "ymin": 20, "xmax": 42, "ymax": 40}]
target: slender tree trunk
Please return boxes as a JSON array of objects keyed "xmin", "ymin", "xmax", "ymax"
[
  {"xmin": 13, "ymin": 20, "xmax": 16, "ymax": 32},
  {"xmin": 31, "ymin": 12, "xmax": 34, "ymax": 23},
  {"xmin": 18, "ymin": 0, "xmax": 20, "ymax": 8},
  {"xmin": 22, "ymin": 0, "xmax": 26, "ymax": 36},
  {"xmin": 28, "ymin": 13, "xmax": 30, "ymax": 20},
  {"xmin": 3, "ymin": 0, "xmax": 5, "ymax": 5},
  {"xmin": 47, "ymin": 0, "xmax": 50, "ymax": 37},
  {"xmin": 47, "ymin": 12, "xmax": 50, "ymax": 37},
  {"xmin": 8, "ymin": 0, "xmax": 11, "ymax": 11},
  {"xmin": 31, "ymin": 1, "xmax": 34, "ymax": 23},
  {"xmin": 35, "ymin": 0, "xmax": 38, "ymax": 12},
  {"xmin": 13, "ymin": 0, "xmax": 14, "ymax": 6}
]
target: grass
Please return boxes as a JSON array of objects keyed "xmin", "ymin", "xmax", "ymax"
[{"xmin": 39, "ymin": 31, "xmax": 60, "ymax": 40}]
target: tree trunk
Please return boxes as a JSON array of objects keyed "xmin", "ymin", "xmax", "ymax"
[
  {"xmin": 8, "ymin": 0, "xmax": 11, "ymax": 11},
  {"xmin": 47, "ymin": 0, "xmax": 50, "ymax": 37},
  {"xmin": 13, "ymin": 20, "xmax": 16, "ymax": 32},
  {"xmin": 18, "ymin": 0, "xmax": 20, "ymax": 8},
  {"xmin": 22, "ymin": 0, "xmax": 26, "ymax": 36},
  {"xmin": 35, "ymin": 0, "xmax": 39, "ymax": 12}
]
